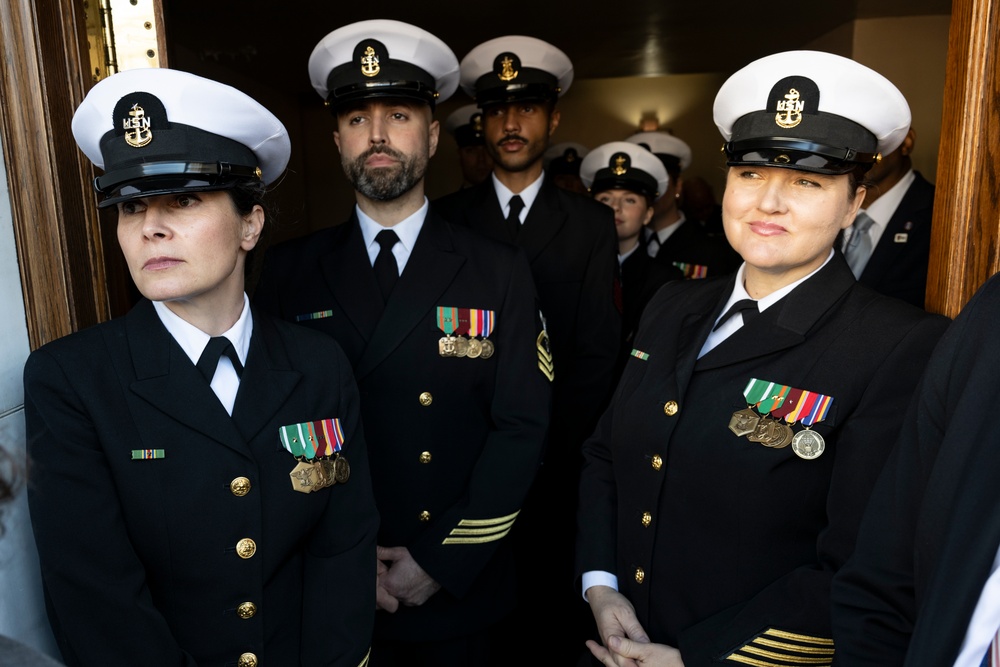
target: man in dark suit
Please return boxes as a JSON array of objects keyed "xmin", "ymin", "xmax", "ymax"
[
  {"xmin": 831, "ymin": 273, "xmax": 1000, "ymax": 666},
  {"xmin": 254, "ymin": 21, "xmax": 550, "ymax": 667},
  {"xmin": 432, "ymin": 36, "xmax": 620, "ymax": 658},
  {"xmin": 626, "ymin": 131, "xmax": 741, "ymax": 279},
  {"xmin": 841, "ymin": 128, "xmax": 934, "ymax": 308}
]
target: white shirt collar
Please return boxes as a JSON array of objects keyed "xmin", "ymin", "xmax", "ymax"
[
  {"xmin": 698, "ymin": 250, "xmax": 835, "ymax": 358},
  {"xmin": 492, "ymin": 171, "xmax": 545, "ymax": 221},
  {"xmin": 357, "ymin": 199, "xmax": 428, "ymax": 273},
  {"xmin": 152, "ymin": 294, "xmax": 253, "ymax": 366},
  {"xmin": 865, "ymin": 169, "xmax": 915, "ymax": 230}
]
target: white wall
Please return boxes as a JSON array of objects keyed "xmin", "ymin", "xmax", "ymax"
[{"xmin": 0, "ymin": 136, "xmax": 59, "ymax": 656}]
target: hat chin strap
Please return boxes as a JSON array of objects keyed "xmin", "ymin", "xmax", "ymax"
[{"xmin": 725, "ymin": 138, "xmax": 879, "ymax": 166}]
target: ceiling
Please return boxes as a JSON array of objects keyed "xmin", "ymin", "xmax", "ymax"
[{"xmin": 162, "ymin": 0, "xmax": 952, "ymax": 96}]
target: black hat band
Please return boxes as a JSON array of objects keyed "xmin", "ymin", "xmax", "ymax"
[
  {"xmin": 325, "ymin": 57, "xmax": 438, "ymax": 110},
  {"xmin": 474, "ymin": 67, "xmax": 559, "ymax": 106},
  {"xmin": 454, "ymin": 124, "xmax": 484, "ymax": 148},
  {"xmin": 591, "ymin": 168, "xmax": 659, "ymax": 201}
]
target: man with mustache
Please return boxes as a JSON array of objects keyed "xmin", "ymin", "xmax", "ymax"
[
  {"xmin": 433, "ymin": 35, "xmax": 620, "ymax": 663},
  {"xmin": 254, "ymin": 21, "xmax": 550, "ymax": 667}
]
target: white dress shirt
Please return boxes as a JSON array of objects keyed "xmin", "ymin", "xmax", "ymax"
[
  {"xmin": 841, "ymin": 169, "xmax": 915, "ymax": 275},
  {"xmin": 492, "ymin": 171, "xmax": 544, "ymax": 223},
  {"xmin": 153, "ymin": 294, "xmax": 252, "ymax": 416},
  {"xmin": 357, "ymin": 198, "xmax": 428, "ymax": 274}
]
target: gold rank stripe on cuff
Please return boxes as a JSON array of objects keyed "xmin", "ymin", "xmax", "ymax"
[
  {"xmin": 442, "ymin": 510, "xmax": 519, "ymax": 544},
  {"xmin": 724, "ymin": 628, "xmax": 834, "ymax": 666},
  {"xmin": 130, "ymin": 449, "xmax": 165, "ymax": 460},
  {"xmin": 356, "ymin": 647, "xmax": 370, "ymax": 667}
]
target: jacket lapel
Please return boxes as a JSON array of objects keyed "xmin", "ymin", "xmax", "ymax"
[
  {"xmin": 517, "ymin": 181, "xmax": 566, "ymax": 264},
  {"xmin": 230, "ymin": 310, "xmax": 303, "ymax": 443},
  {"xmin": 696, "ymin": 256, "xmax": 856, "ymax": 370},
  {"xmin": 126, "ymin": 300, "xmax": 253, "ymax": 458},
  {"xmin": 322, "ymin": 215, "xmax": 383, "ymax": 340},
  {"xmin": 354, "ymin": 212, "xmax": 465, "ymax": 380}
]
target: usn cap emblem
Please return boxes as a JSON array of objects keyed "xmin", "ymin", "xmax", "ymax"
[
  {"xmin": 775, "ymin": 88, "xmax": 804, "ymax": 129},
  {"xmin": 496, "ymin": 53, "xmax": 519, "ymax": 82},
  {"xmin": 123, "ymin": 103, "xmax": 152, "ymax": 148},
  {"xmin": 611, "ymin": 153, "xmax": 629, "ymax": 176},
  {"xmin": 360, "ymin": 45, "xmax": 380, "ymax": 78},
  {"xmin": 472, "ymin": 112, "xmax": 483, "ymax": 133}
]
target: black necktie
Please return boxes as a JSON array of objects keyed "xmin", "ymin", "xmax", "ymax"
[
  {"xmin": 506, "ymin": 195, "xmax": 524, "ymax": 240},
  {"xmin": 374, "ymin": 229, "xmax": 399, "ymax": 302},
  {"xmin": 197, "ymin": 336, "xmax": 243, "ymax": 382},
  {"xmin": 713, "ymin": 299, "xmax": 759, "ymax": 331}
]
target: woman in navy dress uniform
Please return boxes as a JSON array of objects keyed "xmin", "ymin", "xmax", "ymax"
[
  {"xmin": 575, "ymin": 51, "xmax": 949, "ymax": 667},
  {"xmin": 579, "ymin": 141, "xmax": 682, "ymax": 378},
  {"xmin": 24, "ymin": 68, "xmax": 378, "ymax": 667}
]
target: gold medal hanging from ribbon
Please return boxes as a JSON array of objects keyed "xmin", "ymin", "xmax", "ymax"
[
  {"xmin": 278, "ymin": 418, "xmax": 347, "ymax": 493},
  {"xmin": 730, "ymin": 379, "xmax": 833, "ymax": 459},
  {"xmin": 437, "ymin": 307, "xmax": 460, "ymax": 357}
]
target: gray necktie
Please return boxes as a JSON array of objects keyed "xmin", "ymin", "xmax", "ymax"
[{"xmin": 844, "ymin": 211, "xmax": 875, "ymax": 278}]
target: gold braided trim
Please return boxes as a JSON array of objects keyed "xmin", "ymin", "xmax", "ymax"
[
  {"xmin": 451, "ymin": 510, "xmax": 520, "ymax": 527},
  {"xmin": 762, "ymin": 629, "xmax": 834, "ymax": 646},
  {"xmin": 753, "ymin": 637, "xmax": 835, "ymax": 655},
  {"xmin": 356, "ymin": 647, "xmax": 371, "ymax": 667}
]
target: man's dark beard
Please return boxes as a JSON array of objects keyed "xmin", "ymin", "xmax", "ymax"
[{"xmin": 343, "ymin": 145, "xmax": 426, "ymax": 201}]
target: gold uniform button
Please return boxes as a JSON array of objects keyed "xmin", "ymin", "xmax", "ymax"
[
  {"xmin": 419, "ymin": 510, "xmax": 431, "ymax": 522},
  {"xmin": 230, "ymin": 477, "xmax": 251, "ymax": 497},
  {"xmin": 238, "ymin": 652, "xmax": 258, "ymax": 667},
  {"xmin": 635, "ymin": 567, "xmax": 645, "ymax": 584},
  {"xmin": 237, "ymin": 601, "xmax": 257, "ymax": 619},
  {"xmin": 663, "ymin": 400, "xmax": 679, "ymax": 416},
  {"xmin": 419, "ymin": 451, "xmax": 432, "ymax": 464},
  {"xmin": 641, "ymin": 512, "xmax": 652, "ymax": 528},
  {"xmin": 236, "ymin": 538, "xmax": 256, "ymax": 559},
  {"xmin": 651, "ymin": 455, "xmax": 663, "ymax": 471},
  {"xmin": 419, "ymin": 392, "xmax": 433, "ymax": 406}
]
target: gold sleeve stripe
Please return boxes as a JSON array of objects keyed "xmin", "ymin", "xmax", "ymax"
[
  {"xmin": 726, "ymin": 655, "xmax": 830, "ymax": 667},
  {"xmin": 356, "ymin": 647, "xmax": 371, "ymax": 667},
  {"xmin": 442, "ymin": 526, "xmax": 513, "ymax": 544},
  {"xmin": 762, "ymin": 629, "xmax": 834, "ymax": 646},
  {"xmin": 724, "ymin": 627, "xmax": 834, "ymax": 666},
  {"xmin": 739, "ymin": 645, "xmax": 833, "ymax": 664},
  {"xmin": 753, "ymin": 637, "xmax": 835, "ymax": 655},
  {"xmin": 453, "ymin": 510, "xmax": 520, "ymax": 527},
  {"xmin": 448, "ymin": 520, "xmax": 517, "ymax": 536}
]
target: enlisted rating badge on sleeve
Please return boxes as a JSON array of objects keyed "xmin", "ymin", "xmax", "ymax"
[{"xmin": 729, "ymin": 378, "xmax": 833, "ymax": 459}]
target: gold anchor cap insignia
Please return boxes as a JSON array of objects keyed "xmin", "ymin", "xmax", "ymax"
[
  {"xmin": 471, "ymin": 112, "xmax": 483, "ymax": 133},
  {"xmin": 496, "ymin": 53, "xmax": 519, "ymax": 82},
  {"xmin": 361, "ymin": 45, "xmax": 380, "ymax": 78},
  {"xmin": 612, "ymin": 154, "xmax": 628, "ymax": 176},
  {"xmin": 123, "ymin": 103, "xmax": 153, "ymax": 148},
  {"xmin": 775, "ymin": 87, "xmax": 804, "ymax": 129}
]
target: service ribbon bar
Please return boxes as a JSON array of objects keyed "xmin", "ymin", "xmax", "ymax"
[
  {"xmin": 743, "ymin": 378, "xmax": 790, "ymax": 414},
  {"xmin": 468, "ymin": 309, "xmax": 495, "ymax": 338},
  {"xmin": 312, "ymin": 418, "xmax": 345, "ymax": 457},
  {"xmin": 295, "ymin": 310, "xmax": 333, "ymax": 322},
  {"xmin": 131, "ymin": 449, "xmax": 165, "ymax": 460},
  {"xmin": 436, "ymin": 307, "xmax": 461, "ymax": 336},
  {"xmin": 630, "ymin": 348, "xmax": 650, "ymax": 361}
]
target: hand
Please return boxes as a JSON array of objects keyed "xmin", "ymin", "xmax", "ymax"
[
  {"xmin": 375, "ymin": 554, "xmax": 399, "ymax": 612},
  {"xmin": 377, "ymin": 545, "xmax": 441, "ymax": 607},
  {"xmin": 586, "ymin": 586, "xmax": 651, "ymax": 667},
  {"xmin": 588, "ymin": 636, "xmax": 685, "ymax": 667}
]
